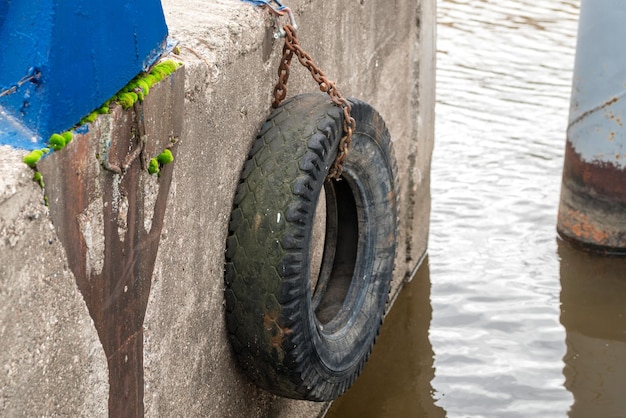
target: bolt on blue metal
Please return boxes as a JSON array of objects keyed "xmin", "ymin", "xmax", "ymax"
[
  {"xmin": 0, "ymin": 67, "xmax": 41, "ymax": 98},
  {"xmin": 0, "ymin": 0, "xmax": 171, "ymax": 150}
]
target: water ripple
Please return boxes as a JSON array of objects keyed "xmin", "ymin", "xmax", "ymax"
[{"xmin": 430, "ymin": 0, "xmax": 578, "ymax": 415}]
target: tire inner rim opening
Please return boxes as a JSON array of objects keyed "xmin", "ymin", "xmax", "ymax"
[{"xmin": 311, "ymin": 175, "xmax": 366, "ymax": 332}]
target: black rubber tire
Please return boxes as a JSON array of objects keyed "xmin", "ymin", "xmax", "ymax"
[{"xmin": 224, "ymin": 93, "xmax": 399, "ymax": 401}]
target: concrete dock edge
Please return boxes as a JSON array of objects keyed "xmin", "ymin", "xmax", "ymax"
[{"xmin": 0, "ymin": 0, "xmax": 435, "ymax": 416}]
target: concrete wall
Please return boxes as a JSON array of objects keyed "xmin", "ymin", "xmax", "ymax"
[{"xmin": 0, "ymin": 0, "xmax": 435, "ymax": 416}]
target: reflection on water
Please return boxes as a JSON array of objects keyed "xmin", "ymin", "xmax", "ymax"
[
  {"xmin": 328, "ymin": 0, "xmax": 626, "ymax": 416},
  {"xmin": 326, "ymin": 260, "xmax": 444, "ymax": 418},
  {"xmin": 424, "ymin": 0, "xmax": 576, "ymax": 415},
  {"xmin": 559, "ymin": 242, "xmax": 626, "ymax": 417}
]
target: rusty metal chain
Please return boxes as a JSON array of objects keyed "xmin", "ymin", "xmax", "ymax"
[{"xmin": 272, "ymin": 24, "xmax": 356, "ymax": 180}]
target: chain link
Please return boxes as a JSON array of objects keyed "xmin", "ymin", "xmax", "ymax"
[{"xmin": 272, "ymin": 24, "xmax": 356, "ymax": 180}]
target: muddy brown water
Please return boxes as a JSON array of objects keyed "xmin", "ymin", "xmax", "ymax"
[{"xmin": 327, "ymin": 0, "xmax": 626, "ymax": 416}]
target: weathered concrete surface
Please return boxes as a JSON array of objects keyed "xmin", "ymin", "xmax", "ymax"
[
  {"xmin": 0, "ymin": 0, "xmax": 435, "ymax": 416},
  {"xmin": 0, "ymin": 147, "xmax": 109, "ymax": 417}
]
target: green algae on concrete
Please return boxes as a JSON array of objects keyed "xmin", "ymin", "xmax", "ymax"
[
  {"xmin": 22, "ymin": 59, "xmax": 183, "ymax": 179},
  {"xmin": 148, "ymin": 148, "xmax": 175, "ymax": 176}
]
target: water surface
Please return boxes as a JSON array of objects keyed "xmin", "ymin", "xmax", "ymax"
[{"xmin": 328, "ymin": 0, "xmax": 626, "ymax": 416}]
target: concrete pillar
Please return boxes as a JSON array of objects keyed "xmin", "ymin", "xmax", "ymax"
[{"xmin": 557, "ymin": 0, "xmax": 626, "ymax": 254}]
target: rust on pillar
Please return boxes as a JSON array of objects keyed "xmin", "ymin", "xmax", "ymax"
[
  {"xmin": 558, "ymin": 140, "xmax": 626, "ymax": 253},
  {"xmin": 40, "ymin": 67, "xmax": 184, "ymax": 417},
  {"xmin": 557, "ymin": 0, "xmax": 626, "ymax": 254}
]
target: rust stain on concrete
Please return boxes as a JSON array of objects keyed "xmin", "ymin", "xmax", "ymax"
[{"xmin": 40, "ymin": 68, "xmax": 184, "ymax": 417}]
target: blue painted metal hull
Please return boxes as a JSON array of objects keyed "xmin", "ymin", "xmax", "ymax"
[{"xmin": 0, "ymin": 0, "xmax": 169, "ymax": 149}]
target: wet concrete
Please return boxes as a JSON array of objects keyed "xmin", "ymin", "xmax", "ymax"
[{"xmin": 0, "ymin": 146, "xmax": 109, "ymax": 416}]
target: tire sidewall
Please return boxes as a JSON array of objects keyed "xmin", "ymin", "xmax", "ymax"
[
  {"xmin": 225, "ymin": 94, "xmax": 399, "ymax": 401},
  {"xmin": 283, "ymin": 97, "xmax": 398, "ymax": 395}
]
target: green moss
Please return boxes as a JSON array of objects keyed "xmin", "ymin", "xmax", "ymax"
[
  {"xmin": 46, "ymin": 130, "xmax": 74, "ymax": 151},
  {"xmin": 98, "ymin": 101, "xmax": 111, "ymax": 114},
  {"xmin": 148, "ymin": 158, "xmax": 160, "ymax": 175},
  {"xmin": 143, "ymin": 74, "xmax": 159, "ymax": 89},
  {"xmin": 148, "ymin": 60, "xmax": 182, "ymax": 84},
  {"xmin": 23, "ymin": 150, "xmax": 41, "ymax": 167},
  {"xmin": 150, "ymin": 67, "xmax": 168, "ymax": 81},
  {"xmin": 148, "ymin": 148, "xmax": 175, "ymax": 176},
  {"xmin": 23, "ymin": 148, "xmax": 50, "ymax": 168},
  {"xmin": 61, "ymin": 131, "xmax": 73, "ymax": 145},
  {"xmin": 72, "ymin": 60, "xmax": 182, "ymax": 127},
  {"xmin": 118, "ymin": 60, "xmax": 181, "ymax": 103},
  {"xmin": 33, "ymin": 171, "xmax": 45, "ymax": 188},
  {"xmin": 117, "ymin": 92, "xmax": 138, "ymax": 109},
  {"xmin": 156, "ymin": 149, "xmax": 174, "ymax": 165},
  {"xmin": 137, "ymin": 79, "xmax": 150, "ymax": 96},
  {"xmin": 158, "ymin": 60, "xmax": 180, "ymax": 73},
  {"xmin": 23, "ymin": 60, "xmax": 184, "ymax": 181},
  {"xmin": 49, "ymin": 133, "xmax": 66, "ymax": 151},
  {"xmin": 80, "ymin": 111, "xmax": 98, "ymax": 125}
]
